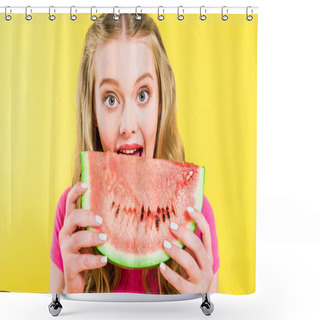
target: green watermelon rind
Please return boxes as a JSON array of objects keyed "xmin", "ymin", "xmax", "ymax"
[
  {"xmin": 80, "ymin": 151, "xmax": 89, "ymax": 210},
  {"xmin": 195, "ymin": 166, "xmax": 205, "ymax": 212},
  {"xmin": 80, "ymin": 151, "xmax": 206, "ymax": 269},
  {"xmin": 86, "ymin": 217, "xmax": 198, "ymax": 269},
  {"xmin": 86, "ymin": 227, "xmax": 172, "ymax": 269}
]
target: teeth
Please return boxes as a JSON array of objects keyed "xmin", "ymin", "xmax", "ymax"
[{"xmin": 119, "ymin": 148, "xmax": 138, "ymax": 154}]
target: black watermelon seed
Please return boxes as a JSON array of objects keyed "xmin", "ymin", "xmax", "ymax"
[
  {"xmin": 167, "ymin": 209, "xmax": 170, "ymax": 219},
  {"xmin": 172, "ymin": 205, "xmax": 176, "ymax": 215},
  {"xmin": 141, "ymin": 213, "xmax": 144, "ymax": 222},
  {"xmin": 116, "ymin": 208, "xmax": 120, "ymax": 215},
  {"xmin": 161, "ymin": 208, "xmax": 166, "ymax": 222},
  {"xmin": 147, "ymin": 207, "xmax": 151, "ymax": 217},
  {"xmin": 155, "ymin": 215, "xmax": 160, "ymax": 228},
  {"xmin": 141, "ymin": 205, "xmax": 144, "ymax": 214},
  {"xmin": 157, "ymin": 206, "xmax": 160, "ymax": 214},
  {"xmin": 112, "ymin": 201, "xmax": 115, "ymax": 208}
]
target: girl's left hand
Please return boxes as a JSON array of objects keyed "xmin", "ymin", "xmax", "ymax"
[{"xmin": 159, "ymin": 206, "xmax": 214, "ymax": 293}]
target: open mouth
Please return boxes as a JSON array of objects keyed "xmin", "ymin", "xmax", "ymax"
[{"xmin": 117, "ymin": 147, "xmax": 143, "ymax": 157}]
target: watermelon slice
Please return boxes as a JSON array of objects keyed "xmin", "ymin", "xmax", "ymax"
[{"xmin": 80, "ymin": 151, "xmax": 205, "ymax": 269}]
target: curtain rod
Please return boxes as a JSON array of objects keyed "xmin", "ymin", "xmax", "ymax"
[{"xmin": 0, "ymin": 6, "xmax": 259, "ymax": 15}]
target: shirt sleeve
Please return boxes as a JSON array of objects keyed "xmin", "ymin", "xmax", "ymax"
[
  {"xmin": 195, "ymin": 195, "xmax": 220, "ymax": 274},
  {"xmin": 50, "ymin": 186, "xmax": 71, "ymax": 273}
]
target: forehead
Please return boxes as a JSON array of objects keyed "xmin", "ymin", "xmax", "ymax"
[{"xmin": 94, "ymin": 37, "xmax": 156, "ymax": 82}]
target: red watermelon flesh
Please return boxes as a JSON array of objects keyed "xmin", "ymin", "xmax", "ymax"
[{"xmin": 80, "ymin": 151, "xmax": 205, "ymax": 269}]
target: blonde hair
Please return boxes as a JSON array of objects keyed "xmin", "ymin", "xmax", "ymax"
[{"xmin": 72, "ymin": 13, "xmax": 185, "ymax": 294}]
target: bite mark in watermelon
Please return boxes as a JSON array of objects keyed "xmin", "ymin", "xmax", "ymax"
[{"xmin": 80, "ymin": 151, "xmax": 205, "ymax": 269}]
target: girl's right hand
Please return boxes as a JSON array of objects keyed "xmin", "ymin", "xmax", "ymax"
[{"xmin": 59, "ymin": 181, "xmax": 108, "ymax": 293}]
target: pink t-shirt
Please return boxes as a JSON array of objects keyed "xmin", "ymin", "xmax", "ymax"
[{"xmin": 50, "ymin": 186, "xmax": 220, "ymax": 294}]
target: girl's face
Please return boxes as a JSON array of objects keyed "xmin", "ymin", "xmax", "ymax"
[{"xmin": 93, "ymin": 36, "xmax": 159, "ymax": 158}]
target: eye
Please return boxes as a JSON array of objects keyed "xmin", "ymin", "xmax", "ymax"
[
  {"xmin": 103, "ymin": 94, "xmax": 119, "ymax": 109},
  {"xmin": 137, "ymin": 89, "xmax": 150, "ymax": 104}
]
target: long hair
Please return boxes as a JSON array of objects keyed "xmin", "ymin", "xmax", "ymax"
[{"xmin": 72, "ymin": 13, "xmax": 185, "ymax": 294}]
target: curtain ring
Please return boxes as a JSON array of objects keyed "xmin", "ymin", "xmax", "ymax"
[
  {"xmin": 25, "ymin": 6, "xmax": 32, "ymax": 21},
  {"xmin": 49, "ymin": 6, "xmax": 56, "ymax": 21},
  {"xmin": 70, "ymin": 6, "xmax": 77, "ymax": 21},
  {"xmin": 246, "ymin": 6, "xmax": 253, "ymax": 21},
  {"xmin": 113, "ymin": 6, "xmax": 120, "ymax": 21},
  {"xmin": 177, "ymin": 6, "xmax": 184, "ymax": 21},
  {"xmin": 157, "ymin": 6, "xmax": 164, "ymax": 21},
  {"xmin": 91, "ymin": 6, "xmax": 97, "ymax": 21},
  {"xmin": 200, "ymin": 5, "xmax": 207, "ymax": 21},
  {"xmin": 221, "ymin": 6, "xmax": 228, "ymax": 21},
  {"xmin": 135, "ymin": 6, "xmax": 142, "ymax": 20},
  {"xmin": 5, "ymin": 6, "xmax": 12, "ymax": 21}
]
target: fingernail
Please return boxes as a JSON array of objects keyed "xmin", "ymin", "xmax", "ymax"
[
  {"xmin": 170, "ymin": 222, "xmax": 178, "ymax": 230},
  {"xmin": 101, "ymin": 256, "xmax": 108, "ymax": 263},
  {"xmin": 160, "ymin": 262, "xmax": 166, "ymax": 271},
  {"xmin": 187, "ymin": 206, "xmax": 194, "ymax": 213},
  {"xmin": 95, "ymin": 215, "xmax": 103, "ymax": 224},
  {"xmin": 164, "ymin": 240, "xmax": 172, "ymax": 249},
  {"xmin": 98, "ymin": 233, "xmax": 107, "ymax": 241},
  {"xmin": 81, "ymin": 182, "xmax": 88, "ymax": 189}
]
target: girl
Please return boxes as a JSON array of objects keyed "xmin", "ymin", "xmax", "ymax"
[{"xmin": 50, "ymin": 13, "xmax": 220, "ymax": 294}]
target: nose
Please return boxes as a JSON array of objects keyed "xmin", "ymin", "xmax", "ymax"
[{"xmin": 119, "ymin": 101, "xmax": 138, "ymax": 138}]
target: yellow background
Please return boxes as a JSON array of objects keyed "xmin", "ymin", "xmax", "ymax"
[{"xmin": 0, "ymin": 13, "xmax": 257, "ymax": 294}]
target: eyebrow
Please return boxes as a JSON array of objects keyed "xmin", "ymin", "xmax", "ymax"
[{"xmin": 99, "ymin": 72, "xmax": 153, "ymax": 89}]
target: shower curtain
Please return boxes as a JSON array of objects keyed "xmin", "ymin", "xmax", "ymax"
[{"xmin": 0, "ymin": 10, "xmax": 257, "ymax": 295}]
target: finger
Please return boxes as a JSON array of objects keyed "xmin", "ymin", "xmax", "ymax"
[
  {"xmin": 159, "ymin": 262, "xmax": 195, "ymax": 294},
  {"xmin": 68, "ymin": 230, "xmax": 107, "ymax": 253},
  {"xmin": 69, "ymin": 253, "xmax": 108, "ymax": 279},
  {"xmin": 169, "ymin": 221, "xmax": 208, "ymax": 270},
  {"xmin": 64, "ymin": 209, "xmax": 103, "ymax": 235},
  {"xmin": 65, "ymin": 181, "xmax": 89, "ymax": 218},
  {"xmin": 163, "ymin": 240, "xmax": 200, "ymax": 282},
  {"xmin": 187, "ymin": 207, "xmax": 213, "ymax": 264},
  {"xmin": 181, "ymin": 247, "xmax": 196, "ymax": 280}
]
